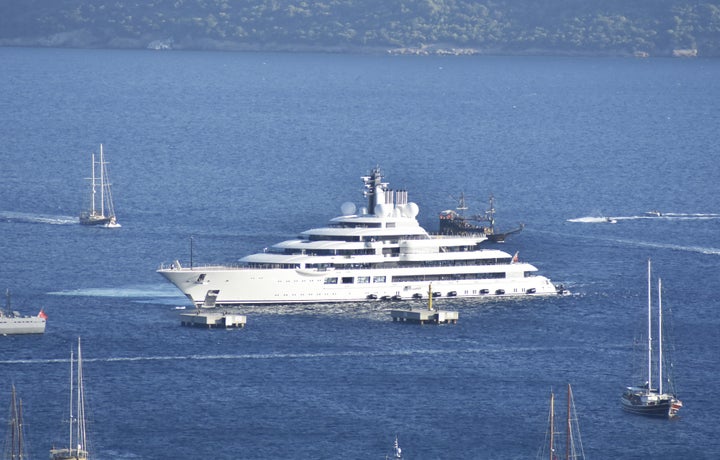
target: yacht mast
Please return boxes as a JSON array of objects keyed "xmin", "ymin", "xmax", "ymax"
[
  {"xmin": 549, "ymin": 391, "xmax": 555, "ymax": 460},
  {"xmin": 69, "ymin": 349, "xmax": 75, "ymax": 454},
  {"xmin": 658, "ymin": 278, "xmax": 664, "ymax": 395},
  {"xmin": 90, "ymin": 153, "xmax": 97, "ymax": 216},
  {"xmin": 77, "ymin": 338, "xmax": 87, "ymax": 453},
  {"xmin": 565, "ymin": 385, "xmax": 570, "ymax": 460},
  {"xmin": 647, "ymin": 259, "xmax": 652, "ymax": 393},
  {"xmin": 99, "ymin": 144, "xmax": 105, "ymax": 217}
]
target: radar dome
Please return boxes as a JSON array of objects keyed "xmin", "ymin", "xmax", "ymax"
[
  {"xmin": 374, "ymin": 203, "xmax": 391, "ymax": 217},
  {"xmin": 341, "ymin": 202, "xmax": 356, "ymax": 216},
  {"xmin": 405, "ymin": 202, "xmax": 419, "ymax": 218}
]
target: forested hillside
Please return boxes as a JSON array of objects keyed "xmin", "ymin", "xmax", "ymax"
[{"xmin": 1, "ymin": 0, "xmax": 718, "ymax": 56}]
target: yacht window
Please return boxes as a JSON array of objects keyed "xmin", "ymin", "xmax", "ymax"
[
  {"xmin": 373, "ymin": 276, "xmax": 386, "ymax": 283},
  {"xmin": 357, "ymin": 276, "xmax": 370, "ymax": 284},
  {"xmin": 324, "ymin": 277, "xmax": 338, "ymax": 284},
  {"xmin": 342, "ymin": 277, "xmax": 354, "ymax": 284}
]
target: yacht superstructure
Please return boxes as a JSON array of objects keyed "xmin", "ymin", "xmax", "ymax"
[{"xmin": 158, "ymin": 167, "xmax": 561, "ymax": 307}]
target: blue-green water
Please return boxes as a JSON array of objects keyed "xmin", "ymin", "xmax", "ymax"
[{"xmin": 1, "ymin": 48, "xmax": 719, "ymax": 459}]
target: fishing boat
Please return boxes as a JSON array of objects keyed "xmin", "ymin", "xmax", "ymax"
[
  {"xmin": 538, "ymin": 384, "xmax": 585, "ymax": 460},
  {"xmin": 158, "ymin": 167, "xmax": 561, "ymax": 308},
  {"xmin": 4, "ymin": 385, "xmax": 29, "ymax": 459},
  {"xmin": 438, "ymin": 193, "xmax": 524, "ymax": 242},
  {"xmin": 0, "ymin": 289, "xmax": 46, "ymax": 335},
  {"xmin": 621, "ymin": 260, "xmax": 682, "ymax": 418},
  {"xmin": 79, "ymin": 144, "xmax": 120, "ymax": 228},
  {"xmin": 50, "ymin": 338, "xmax": 91, "ymax": 460}
]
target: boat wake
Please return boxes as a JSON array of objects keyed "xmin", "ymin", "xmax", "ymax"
[
  {"xmin": 0, "ymin": 210, "xmax": 78, "ymax": 225},
  {"xmin": 540, "ymin": 229, "xmax": 720, "ymax": 256},
  {"xmin": 610, "ymin": 238, "xmax": 720, "ymax": 256},
  {"xmin": 48, "ymin": 284, "xmax": 184, "ymax": 300},
  {"xmin": 568, "ymin": 212, "xmax": 720, "ymax": 223},
  {"xmin": 0, "ymin": 344, "xmax": 615, "ymax": 366},
  {"xmin": 567, "ymin": 216, "xmax": 617, "ymax": 223}
]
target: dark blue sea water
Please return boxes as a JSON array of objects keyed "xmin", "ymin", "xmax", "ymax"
[{"xmin": 1, "ymin": 47, "xmax": 719, "ymax": 459}]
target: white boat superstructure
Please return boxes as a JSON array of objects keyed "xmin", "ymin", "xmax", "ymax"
[{"xmin": 158, "ymin": 167, "xmax": 562, "ymax": 307}]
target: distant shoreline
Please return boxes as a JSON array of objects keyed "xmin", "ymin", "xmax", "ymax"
[{"xmin": 0, "ymin": 40, "xmax": 705, "ymax": 59}]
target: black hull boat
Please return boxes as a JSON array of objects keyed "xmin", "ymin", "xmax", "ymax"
[
  {"xmin": 438, "ymin": 193, "xmax": 523, "ymax": 242},
  {"xmin": 79, "ymin": 213, "xmax": 117, "ymax": 227},
  {"xmin": 621, "ymin": 388, "xmax": 681, "ymax": 417},
  {"xmin": 621, "ymin": 260, "xmax": 682, "ymax": 419}
]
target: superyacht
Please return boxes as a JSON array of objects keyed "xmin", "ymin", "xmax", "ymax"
[{"xmin": 158, "ymin": 167, "xmax": 562, "ymax": 307}]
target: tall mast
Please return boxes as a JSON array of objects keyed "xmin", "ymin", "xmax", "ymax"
[
  {"xmin": 10, "ymin": 385, "xmax": 18, "ymax": 458},
  {"xmin": 647, "ymin": 259, "xmax": 652, "ymax": 393},
  {"xmin": 362, "ymin": 167, "xmax": 387, "ymax": 215},
  {"xmin": 69, "ymin": 348, "xmax": 74, "ymax": 453},
  {"xmin": 90, "ymin": 153, "xmax": 97, "ymax": 215},
  {"xmin": 549, "ymin": 391, "xmax": 555, "ymax": 460},
  {"xmin": 18, "ymin": 395, "xmax": 25, "ymax": 460},
  {"xmin": 658, "ymin": 279, "xmax": 664, "ymax": 395},
  {"xmin": 99, "ymin": 145, "xmax": 105, "ymax": 217},
  {"xmin": 566, "ymin": 384, "xmax": 571, "ymax": 460},
  {"xmin": 77, "ymin": 337, "xmax": 86, "ymax": 453}
]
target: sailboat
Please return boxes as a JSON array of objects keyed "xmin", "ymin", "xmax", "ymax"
[
  {"xmin": 50, "ymin": 338, "xmax": 90, "ymax": 460},
  {"xmin": 0, "ymin": 288, "xmax": 47, "ymax": 335},
  {"xmin": 385, "ymin": 435, "xmax": 402, "ymax": 459},
  {"xmin": 4, "ymin": 385, "xmax": 29, "ymax": 460},
  {"xmin": 538, "ymin": 384, "xmax": 585, "ymax": 460},
  {"xmin": 79, "ymin": 144, "xmax": 120, "ymax": 228},
  {"xmin": 621, "ymin": 259, "xmax": 682, "ymax": 418}
]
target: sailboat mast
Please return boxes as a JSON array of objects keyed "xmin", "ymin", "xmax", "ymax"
[
  {"xmin": 99, "ymin": 144, "xmax": 105, "ymax": 217},
  {"xmin": 10, "ymin": 385, "xmax": 18, "ymax": 458},
  {"xmin": 658, "ymin": 279, "xmax": 664, "ymax": 395},
  {"xmin": 77, "ymin": 337, "xmax": 86, "ymax": 453},
  {"xmin": 549, "ymin": 391, "xmax": 555, "ymax": 460},
  {"xmin": 69, "ymin": 349, "xmax": 74, "ymax": 454},
  {"xmin": 90, "ymin": 153, "xmax": 97, "ymax": 215},
  {"xmin": 18, "ymin": 396, "xmax": 25, "ymax": 460},
  {"xmin": 566, "ymin": 384, "xmax": 571, "ymax": 460},
  {"xmin": 647, "ymin": 259, "xmax": 653, "ymax": 393}
]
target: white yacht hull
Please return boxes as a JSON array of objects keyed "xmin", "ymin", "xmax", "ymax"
[
  {"xmin": 158, "ymin": 263, "xmax": 558, "ymax": 307},
  {"xmin": 158, "ymin": 167, "xmax": 563, "ymax": 308}
]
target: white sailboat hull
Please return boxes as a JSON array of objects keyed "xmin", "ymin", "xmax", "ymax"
[{"xmin": 0, "ymin": 316, "xmax": 46, "ymax": 335}]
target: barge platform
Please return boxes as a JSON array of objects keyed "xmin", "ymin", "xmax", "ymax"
[
  {"xmin": 389, "ymin": 284, "xmax": 458, "ymax": 325},
  {"xmin": 180, "ymin": 311, "xmax": 246, "ymax": 329}
]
